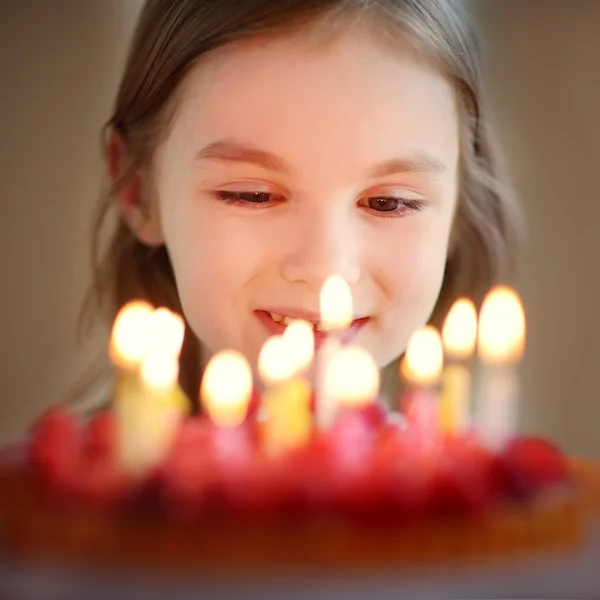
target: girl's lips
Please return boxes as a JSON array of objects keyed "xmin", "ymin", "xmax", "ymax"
[{"xmin": 254, "ymin": 310, "xmax": 370, "ymax": 349}]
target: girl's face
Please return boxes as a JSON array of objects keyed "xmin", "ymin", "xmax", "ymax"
[{"xmin": 149, "ymin": 26, "xmax": 460, "ymax": 371}]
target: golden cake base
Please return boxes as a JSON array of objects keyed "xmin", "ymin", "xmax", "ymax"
[{"xmin": 0, "ymin": 459, "xmax": 598, "ymax": 578}]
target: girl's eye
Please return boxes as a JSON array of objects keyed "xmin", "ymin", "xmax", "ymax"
[
  {"xmin": 361, "ymin": 196, "xmax": 426, "ymax": 217},
  {"xmin": 211, "ymin": 191, "xmax": 283, "ymax": 207}
]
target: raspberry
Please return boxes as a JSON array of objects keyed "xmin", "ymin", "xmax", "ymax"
[
  {"xmin": 499, "ymin": 436, "xmax": 569, "ymax": 498},
  {"xmin": 284, "ymin": 439, "xmax": 334, "ymax": 512},
  {"xmin": 84, "ymin": 410, "xmax": 117, "ymax": 461},
  {"xmin": 29, "ymin": 406, "xmax": 82, "ymax": 490},
  {"xmin": 225, "ymin": 453, "xmax": 284, "ymax": 514},
  {"xmin": 372, "ymin": 437, "xmax": 437, "ymax": 519},
  {"xmin": 74, "ymin": 459, "xmax": 129, "ymax": 508},
  {"xmin": 432, "ymin": 435, "xmax": 497, "ymax": 515},
  {"xmin": 160, "ymin": 417, "xmax": 224, "ymax": 517}
]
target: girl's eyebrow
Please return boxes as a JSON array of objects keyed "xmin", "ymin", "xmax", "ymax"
[
  {"xmin": 195, "ymin": 139, "xmax": 292, "ymax": 174},
  {"xmin": 368, "ymin": 155, "xmax": 447, "ymax": 178},
  {"xmin": 195, "ymin": 138, "xmax": 447, "ymax": 177}
]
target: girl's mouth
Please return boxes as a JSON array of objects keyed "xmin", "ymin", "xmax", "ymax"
[{"xmin": 254, "ymin": 309, "xmax": 370, "ymax": 348}]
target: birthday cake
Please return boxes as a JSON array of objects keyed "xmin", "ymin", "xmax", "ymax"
[{"xmin": 0, "ymin": 286, "xmax": 599, "ymax": 580}]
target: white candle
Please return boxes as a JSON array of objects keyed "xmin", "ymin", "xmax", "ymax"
[
  {"xmin": 440, "ymin": 298, "xmax": 477, "ymax": 433},
  {"xmin": 475, "ymin": 286, "xmax": 526, "ymax": 450},
  {"xmin": 316, "ymin": 275, "xmax": 353, "ymax": 429}
]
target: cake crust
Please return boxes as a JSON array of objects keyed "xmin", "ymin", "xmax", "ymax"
[{"xmin": 0, "ymin": 458, "xmax": 597, "ymax": 577}]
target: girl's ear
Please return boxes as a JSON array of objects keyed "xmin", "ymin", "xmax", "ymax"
[{"xmin": 106, "ymin": 131, "xmax": 164, "ymax": 247}]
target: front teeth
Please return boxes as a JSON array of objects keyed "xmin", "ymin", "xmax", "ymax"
[{"xmin": 268, "ymin": 312, "xmax": 326, "ymax": 332}]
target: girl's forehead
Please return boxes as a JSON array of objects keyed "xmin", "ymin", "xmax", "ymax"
[{"xmin": 167, "ymin": 28, "xmax": 459, "ymax": 169}]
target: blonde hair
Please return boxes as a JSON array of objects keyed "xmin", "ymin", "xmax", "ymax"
[{"xmin": 79, "ymin": 0, "xmax": 521, "ymax": 406}]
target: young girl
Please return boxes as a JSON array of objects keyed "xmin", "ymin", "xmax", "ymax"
[{"xmin": 80, "ymin": 0, "xmax": 520, "ymax": 407}]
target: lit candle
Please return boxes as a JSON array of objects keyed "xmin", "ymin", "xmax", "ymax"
[
  {"xmin": 282, "ymin": 319, "xmax": 315, "ymax": 377},
  {"xmin": 200, "ymin": 350, "xmax": 254, "ymax": 465},
  {"xmin": 401, "ymin": 325, "xmax": 444, "ymax": 389},
  {"xmin": 258, "ymin": 335, "xmax": 312, "ymax": 455},
  {"xmin": 111, "ymin": 303, "xmax": 187, "ymax": 475},
  {"xmin": 144, "ymin": 307, "xmax": 190, "ymax": 413},
  {"xmin": 475, "ymin": 286, "xmax": 526, "ymax": 450},
  {"xmin": 118, "ymin": 353, "xmax": 182, "ymax": 475},
  {"xmin": 201, "ymin": 350, "xmax": 253, "ymax": 428},
  {"xmin": 110, "ymin": 300, "xmax": 155, "ymax": 398},
  {"xmin": 316, "ymin": 275, "xmax": 353, "ymax": 429},
  {"xmin": 146, "ymin": 307, "xmax": 186, "ymax": 359},
  {"xmin": 440, "ymin": 298, "xmax": 477, "ymax": 433},
  {"xmin": 325, "ymin": 345, "xmax": 380, "ymax": 409},
  {"xmin": 400, "ymin": 326, "xmax": 443, "ymax": 434}
]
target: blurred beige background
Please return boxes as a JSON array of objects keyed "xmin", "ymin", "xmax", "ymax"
[{"xmin": 0, "ymin": 1, "xmax": 599, "ymax": 457}]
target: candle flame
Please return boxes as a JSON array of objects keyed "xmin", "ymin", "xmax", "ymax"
[
  {"xmin": 401, "ymin": 325, "xmax": 443, "ymax": 386},
  {"xmin": 147, "ymin": 308, "xmax": 185, "ymax": 359},
  {"xmin": 325, "ymin": 345, "xmax": 379, "ymax": 407},
  {"xmin": 110, "ymin": 300, "xmax": 155, "ymax": 369},
  {"xmin": 140, "ymin": 353, "xmax": 179, "ymax": 391},
  {"xmin": 478, "ymin": 286, "xmax": 526, "ymax": 364},
  {"xmin": 282, "ymin": 320, "xmax": 315, "ymax": 373},
  {"xmin": 258, "ymin": 336, "xmax": 297, "ymax": 385},
  {"xmin": 442, "ymin": 298, "xmax": 477, "ymax": 360},
  {"xmin": 319, "ymin": 275, "xmax": 353, "ymax": 331},
  {"xmin": 201, "ymin": 350, "xmax": 252, "ymax": 427}
]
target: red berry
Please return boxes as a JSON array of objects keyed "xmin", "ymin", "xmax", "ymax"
[
  {"xmin": 287, "ymin": 437, "xmax": 335, "ymax": 511},
  {"xmin": 500, "ymin": 436, "xmax": 569, "ymax": 498},
  {"xmin": 160, "ymin": 417, "xmax": 224, "ymax": 517},
  {"xmin": 162, "ymin": 442, "xmax": 220, "ymax": 517},
  {"xmin": 74, "ymin": 459, "xmax": 129, "ymax": 508},
  {"xmin": 29, "ymin": 406, "xmax": 82, "ymax": 490},
  {"xmin": 432, "ymin": 435, "xmax": 497, "ymax": 515},
  {"xmin": 84, "ymin": 410, "xmax": 117, "ymax": 461},
  {"xmin": 225, "ymin": 453, "xmax": 284, "ymax": 514}
]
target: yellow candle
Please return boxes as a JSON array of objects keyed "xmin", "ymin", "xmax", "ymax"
[
  {"xmin": 144, "ymin": 307, "xmax": 190, "ymax": 414},
  {"xmin": 475, "ymin": 286, "xmax": 526, "ymax": 450},
  {"xmin": 110, "ymin": 300, "xmax": 155, "ymax": 395},
  {"xmin": 325, "ymin": 345, "xmax": 380, "ymax": 409},
  {"xmin": 316, "ymin": 275, "xmax": 353, "ymax": 429},
  {"xmin": 258, "ymin": 335, "xmax": 312, "ymax": 455},
  {"xmin": 200, "ymin": 350, "xmax": 253, "ymax": 428},
  {"xmin": 118, "ymin": 353, "xmax": 182, "ymax": 475},
  {"xmin": 110, "ymin": 302, "xmax": 189, "ymax": 474},
  {"xmin": 440, "ymin": 298, "xmax": 477, "ymax": 433}
]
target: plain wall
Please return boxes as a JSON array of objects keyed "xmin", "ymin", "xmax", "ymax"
[
  {"xmin": 0, "ymin": 0, "xmax": 144, "ymax": 442},
  {"xmin": 1, "ymin": 1, "xmax": 599, "ymax": 457}
]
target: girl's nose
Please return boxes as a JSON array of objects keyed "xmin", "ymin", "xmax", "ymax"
[{"xmin": 280, "ymin": 203, "xmax": 361, "ymax": 291}]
